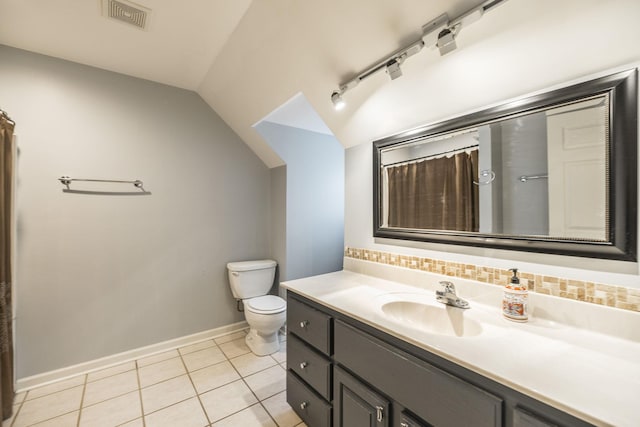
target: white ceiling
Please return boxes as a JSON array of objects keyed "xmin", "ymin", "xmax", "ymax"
[
  {"xmin": 0, "ymin": 0, "xmax": 516, "ymax": 167},
  {"xmin": 0, "ymin": 0, "xmax": 252, "ymax": 90}
]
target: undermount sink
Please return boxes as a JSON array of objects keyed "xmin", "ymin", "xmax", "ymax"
[{"xmin": 378, "ymin": 295, "xmax": 483, "ymax": 337}]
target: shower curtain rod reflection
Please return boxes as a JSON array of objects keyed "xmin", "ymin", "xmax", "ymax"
[
  {"xmin": 58, "ymin": 176, "xmax": 144, "ymax": 189},
  {"xmin": 382, "ymin": 144, "xmax": 479, "ymax": 168}
]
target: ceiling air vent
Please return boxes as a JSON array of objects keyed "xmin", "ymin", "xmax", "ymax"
[{"xmin": 102, "ymin": 0, "xmax": 151, "ymax": 30}]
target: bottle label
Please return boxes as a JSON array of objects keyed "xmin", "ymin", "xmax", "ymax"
[{"xmin": 503, "ymin": 290, "xmax": 528, "ymax": 321}]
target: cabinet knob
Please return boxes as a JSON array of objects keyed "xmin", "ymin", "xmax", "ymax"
[
  {"xmin": 300, "ymin": 401, "xmax": 309, "ymax": 410},
  {"xmin": 299, "ymin": 320, "xmax": 309, "ymax": 329},
  {"xmin": 300, "ymin": 361, "xmax": 308, "ymax": 370}
]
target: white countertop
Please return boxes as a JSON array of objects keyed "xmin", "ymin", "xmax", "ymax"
[{"xmin": 282, "ymin": 268, "xmax": 640, "ymax": 427}]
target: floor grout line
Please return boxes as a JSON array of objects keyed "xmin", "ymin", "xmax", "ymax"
[
  {"xmin": 140, "ymin": 395, "xmax": 194, "ymax": 418},
  {"xmin": 8, "ymin": 391, "xmax": 26, "ymax": 427},
  {"xmin": 11, "ymin": 329, "xmax": 294, "ymax": 427},
  {"xmin": 206, "ymin": 401, "xmax": 266, "ymax": 427},
  {"xmin": 134, "ymin": 360, "xmax": 146, "ymax": 427},
  {"xmin": 76, "ymin": 374, "xmax": 88, "ymax": 427},
  {"xmin": 180, "ymin": 348, "xmax": 213, "ymax": 427},
  {"xmin": 15, "ymin": 402, "xmax": 81, "ymax": 427},
  {"xmin": 227, "ymin": 351, "xmax": 282, "ymax": 427}
]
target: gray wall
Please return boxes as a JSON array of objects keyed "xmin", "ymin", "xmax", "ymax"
[
  {"xmin": 0, "ymin": 45, "xmax": 272, "ymax": 378},
  {"xmin": 270, "ymin": 165, "xmax": 287, "ymax": 290},
  {"xmin": 256, "ymin": 122, "xmax": 344, "ymax": 281}
]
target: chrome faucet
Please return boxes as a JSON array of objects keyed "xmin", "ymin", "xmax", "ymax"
[{"xmin": 436, "ymin": 281, "xmax": 470, "ymax": 309}]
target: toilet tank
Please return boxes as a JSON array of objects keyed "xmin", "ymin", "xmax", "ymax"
[{"xmin": 227, "ymin": 259, "xmax": 277, "ymax": 299}]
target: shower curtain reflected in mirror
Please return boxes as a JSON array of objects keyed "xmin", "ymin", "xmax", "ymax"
[
  {"xmin": 386, "ymin": 150, "xmax": 479, "ymax": 232},
  {"xmin": 0, "ymin": 111, "xmax": 14, "ymax": 421}
]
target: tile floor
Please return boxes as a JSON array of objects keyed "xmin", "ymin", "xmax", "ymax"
[{"xmin": 6, "ymin": 330, "xmax": 307, "ymax": 427}]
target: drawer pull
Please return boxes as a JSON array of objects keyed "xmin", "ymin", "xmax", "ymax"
[
  {"xmin": 300, "ymin": 361, "xmax": 308, "ymax": 370},
  {"xmin": 400, "ymin": 423, "xmax": 409, "ymax": 427},
  {"xmin": 376, "ymin": 406, "xmax": 384, "ymax": 422},
  {"xmin": 300, "ymin": 401, "xmax": 309, "ymax": 410},
  {"xmin": 299, "ymin": 320, "xmax": 309, "ymax": 329}
]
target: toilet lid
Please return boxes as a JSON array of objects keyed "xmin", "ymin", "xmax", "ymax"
[{"xmin": 246, "ymin": 295, "xmax": 286, "ymax": 314}]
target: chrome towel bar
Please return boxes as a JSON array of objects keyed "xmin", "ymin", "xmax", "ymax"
[
  {"xmin": 58, "ymin": 176, "xmax": 143, "ymax": 188},
  {"xmin": 518, "ymin": 174, "xmax": 548, "ymax": 182}
]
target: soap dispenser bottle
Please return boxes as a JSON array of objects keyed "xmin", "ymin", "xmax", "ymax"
[{"xmin": 502, "ymin": 268, "xmax": 528, "ymax": 322}]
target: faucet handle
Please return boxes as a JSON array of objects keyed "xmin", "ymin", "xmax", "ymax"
[{"xmin": 439, "ymin": 281, "xmax": 456, "ymax": 293}]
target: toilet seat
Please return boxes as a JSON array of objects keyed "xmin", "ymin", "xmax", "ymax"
[{"xmin": 245, "ymin": 295, "xmax": 286, "ymax": 314}]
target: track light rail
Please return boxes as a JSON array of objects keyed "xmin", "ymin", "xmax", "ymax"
[{"xmin": 330, "ymin": 0, "xmax": 508, "ymax": 109}]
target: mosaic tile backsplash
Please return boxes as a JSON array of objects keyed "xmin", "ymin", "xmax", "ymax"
[{"xmin": 344, "ymin": 247, "xmax": 640, "ymax": 313}]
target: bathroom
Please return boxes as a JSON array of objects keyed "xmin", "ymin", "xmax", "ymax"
[{"xmin": 0, "ymin": 0, "xmax": 638, "ymax": 426}]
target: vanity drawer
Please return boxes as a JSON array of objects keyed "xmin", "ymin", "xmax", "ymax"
[
  {"xmin": 397, "ymin": 409, "xmax": 431, "ymax": 427},
  {"xmin": 287, "ymin": 371, "xmax": 332, "ymax": 427},
  {"xmin": 288, "ymin": 334, "xmax": 332, "ymax": 400},
  {"xmin": 288, "ymin": 297, "xmax": 332, "ymax": 355},
  {"xmin": 334, "ymin": 320, "xmax": 502, "ymax": 427}
]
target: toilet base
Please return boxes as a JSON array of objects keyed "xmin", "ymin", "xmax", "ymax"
[{"xmin": 245, "ymin": 329, "xmax": 280, "ymax": 356}]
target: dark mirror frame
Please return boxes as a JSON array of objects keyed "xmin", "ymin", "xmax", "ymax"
[{"xmin": 373, "ymin": 69, "xmax": 638, "ymax": 261}]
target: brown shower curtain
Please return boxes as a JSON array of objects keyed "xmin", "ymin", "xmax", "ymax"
[
  {"xmin": 387, "ymin": 150, "xmax": 479, "ymax": 231},
  {"xmin": 0, "ymin": 112, "xmax": 15, "ymax": 421}
]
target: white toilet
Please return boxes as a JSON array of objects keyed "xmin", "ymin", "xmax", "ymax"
[{"xmin": 227, "ymin": 259, "xmax": 286, "ymax": 356}]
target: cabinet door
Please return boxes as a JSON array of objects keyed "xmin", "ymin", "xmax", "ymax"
[
  {"xmin": 514, "ymin": 408, "xmax": 559, "ymax": 427},
  {"xmin": 334, "ymin": 366, "xmax": 389, "ymax": 427}
]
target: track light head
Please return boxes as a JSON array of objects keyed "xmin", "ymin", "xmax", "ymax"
[
  {"xmin": 331, "ymin": 91, "xmax": 346, "ymax": 110},
  {"xmin": 437, "ymin": 28, "xmax": 457, "ymax": 55},
  {"xmin": 386, "ymin": 60, "xmax": 403, "ymax": 80},
  {"xmin": 329, "ymin": 0, "xmax": 506, "ymax": 112}
]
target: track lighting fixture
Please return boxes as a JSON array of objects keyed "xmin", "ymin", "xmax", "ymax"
[
  {"xmin": 330, "ymin": 79, "xmax": 360, "ymax": 110},
  {"xmin": 330, "ymin": 0, "xmax": 507, "ymax": 110},
  {"xmin": 331, "ymin": 91, "xmax": 346, "ymax": 110},
  {"xmin": 437, "ymin": 28, "xmax": 457, "ymax": 56},
  {"xmin": 386, "ymin": 59, "xmax": 403, "ymax": 80}
]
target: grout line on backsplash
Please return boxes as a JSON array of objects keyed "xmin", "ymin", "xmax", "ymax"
[{"xmin": 344, "ymin": 247, "xmax": 640, "ymax": 313}]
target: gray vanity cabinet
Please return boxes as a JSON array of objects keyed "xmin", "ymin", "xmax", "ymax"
[{"xmin": 286, "ymin": 292, "xmax": 593, "ymax": 427}]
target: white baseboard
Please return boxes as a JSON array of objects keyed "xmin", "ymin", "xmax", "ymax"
[{"xmin": 16, "ymin": 321, "xmax": 248, "ymax": 392}]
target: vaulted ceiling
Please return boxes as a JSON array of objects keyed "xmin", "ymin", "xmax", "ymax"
[
  {"xmin": 3, "ymin": 1, "xmax": 624, "ymax": 168},
  {"xmin": 0, "ymin": 0, "xmax": 253, "ymax": 89}
]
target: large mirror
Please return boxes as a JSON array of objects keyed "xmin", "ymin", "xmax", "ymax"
[{"xmin": 373, "ymin": 69, "xmax": 638, "ymax": 261}]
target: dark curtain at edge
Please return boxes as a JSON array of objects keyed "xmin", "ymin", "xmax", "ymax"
[
  {"xmin": 387, "ymin": 150, "xmax": 479, "ymax": 231},
  {"xmin": 0, "ymin": 113, "xmax": 15, "ymax": 421}
]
